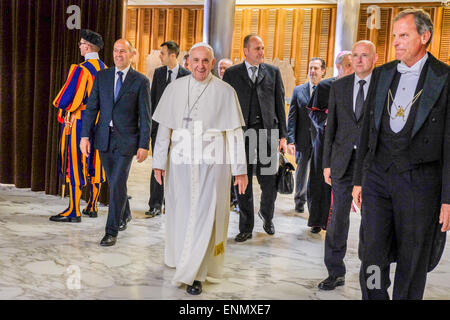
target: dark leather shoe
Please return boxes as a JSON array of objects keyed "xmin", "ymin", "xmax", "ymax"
[
  {"xmin": 145, "ymin": 207, "xmax": 162, "ymax": 218},
  {"xmin": 258, "ymin": 211, "xmax": 275, "ymax": 235},
  {"xmin": 318, "ymin": 276, "xmax": 345, "ymax": 290},
  {"xmin": 49, "ymin": 215, "xmax": 81, "ymax": 223},
  {"xmin": 82, "ymin": 209, "xmax": 98, "ymax": 218},
  {"xmin": 186, "ymin": 281, "xmax": 202, "ymax": 295},
  {"xmin": 310, "ymin": 226, "xmax": 322, "ymax": 234},
  {"xmin": 119, "ymin": 216, "xmax": 131, "ymax": 232},
  {"xmin": 295, "ymin": 206, "xmax": 304, "ymax": 213},
  {"xmin": 100, "ymin": 234, "xmax": 117, "ymax": 247},
  {"xmin": 235, "ymin": 232, "xmax": 252, "ymax": 242}
]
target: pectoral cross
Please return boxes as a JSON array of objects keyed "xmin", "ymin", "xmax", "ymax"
[
  {"xmin": 183, "ymin": 117, "xmax": 193, "ymax": 128},
  {"xmin": 395, "ymin": 106, "xmax": 405, "ymax": 118}
]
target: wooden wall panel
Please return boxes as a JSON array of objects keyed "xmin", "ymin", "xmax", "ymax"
[
  {"xmin": 231, "ymin": 5, "xmax": 337, "ymax": 88},
  {"xmin": 126, "ymin": 6, "xmax": 203, "ymax": 74},
  {"xmin": 358, "ymin": 3, "xmax": 449, "ymax": 65}
]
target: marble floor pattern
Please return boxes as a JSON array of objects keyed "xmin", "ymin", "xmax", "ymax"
[{"xmin": 0, "ymin": 158, "xmax": 450, "ymax": 300}]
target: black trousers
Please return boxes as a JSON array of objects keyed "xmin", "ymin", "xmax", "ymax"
[
  {"xmin": 294, "ymin": 147, "xmax": 311, "ymax": 210},
  {"xmin": 359, "ymin": 160, "xmax": 442, "ymax": 300},
  {"xmin": 237, "ymin": 126, "xmax": 278, "ymax": 233},
  {"xmin": 99, "ymin": 129, "xmax": 133, "ymax": 237},
  {"xmin": 324, "ymin": 152, "xmax": 356, "ymax": 278},
  {"xmin": 148, "ymin": 131, "xmax": 164, "ymax": 209}
]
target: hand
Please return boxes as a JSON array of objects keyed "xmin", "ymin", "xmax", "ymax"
[
  {"xmin": 154, "ymin": 169, "xmax": 165, "ymax": 185},
  {"xmin": 287, "ymin": 143, "xmax": 296, "ymax": 156},
  {"xmin": 278, "ymin": 138, "xmax": 287, "ymax": 154},
  {"xmin": 80, "ymin": 138, "xmax": 91, "ymax": 157},
  {"xmin": 439, "ymin": 203, "xmax": 450, "ymax": 232},
  {"xmin": 234, "ymin": 174, "xmax": 248, "ymax": 195},
  {"xmin": 323, "ymin": 168, "xmax": 331, "ymax": 186},
  {"xmin": 352, "ymin": 186, "xmax": 362, "ymax": 209},
  {"xmin": 136, "ymin": 148, "xmax": 148, "ymax": 163}
]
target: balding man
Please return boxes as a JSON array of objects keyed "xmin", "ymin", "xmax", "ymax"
[
  {"xmin": 223, "ymin": 34, "xmax": 288, "ymax": 242},
  {"xmin": 81, "ymin": 39, "xmax": 151, "ymax": 247},
  {"xmin": 353, "ymin": 9, "xmax": 449, "ymax": 300},
  {"xmin": 318, "ymin": 40, "xmax": 377, "ymax": 290}
]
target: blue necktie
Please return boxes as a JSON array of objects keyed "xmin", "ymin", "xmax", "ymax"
[{"xmin": 115, "ymin": 71, "xmax": 123, "ymax": 102}]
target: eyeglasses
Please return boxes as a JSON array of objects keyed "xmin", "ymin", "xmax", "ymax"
[{"xmin": 78, "ymin": 41, "xmax": 90, "ymax": 47}]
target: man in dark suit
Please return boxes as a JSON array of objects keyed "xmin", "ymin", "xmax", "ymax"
[
  {"xmin": 80, "ymin": 39, "xmax": 151, "ymax": 247},
  {"xmin": 306, "ymin": 51, "xmax": 354, "ymax": 234},
  {"xmin": 318, "ymin": 40, "xmax": 377, "ymax": 290},
  {"xmin": 353, "ymin": 9, "xmax": 449, "ymax": 299},
  {"xmin": 145, "ymin": 41, "xmax": 190, "ymax": 218},
  {"xmin": 287, "ymin": 57, "xmax": 326, "ymax": 213},
  {"xmin": 223, "ymin": 34, "xmax": 288, "ymax": 242}
]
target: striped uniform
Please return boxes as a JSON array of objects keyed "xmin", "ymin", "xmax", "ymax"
[{"xmin": 53, "ymin": 58, "xmax": 107, "ymax": 217}]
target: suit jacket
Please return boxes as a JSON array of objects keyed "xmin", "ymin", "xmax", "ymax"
[
  {"xmin": 222, "ymin": 62, "xmax": 287, "ymax": 138},
  {"xmin": 81, "ymin": 67, "xmax": 151, "ymax": 156},
  {"xmin": 323, "ymin": 73, "xmax": 365, "ymax": 179},
  {"xmin": 353, "ymin": 53, "xmax": 450, "ymax": 204},
  {"xmin": 150, "ymin": 65, "xmax": 190, "ymax": 136},
  {"xmin": 287, "ymin": 82, "xmax": 314, "ymax": 152}
]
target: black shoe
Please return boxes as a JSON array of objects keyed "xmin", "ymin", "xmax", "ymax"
[
  {"xmin": 235, "ymin": 232, "xmax": 252, "ymax": 242},
  {"xmin": 258, "ymin": 211, "xmax": 275, "ymax": 235},
  {"xmin": 318, "ymin": 276, "xmax": 345, "ymax": 290},
  {"xmin": 186, "ymin": 281, "xmax": 202, "ymax": 295},
  {"xmin": 82, "ymin": 209, "xmax": 98, "ymax": 218},
  {"xmin": 100, "ymin": 234, "xmax": 117, "ymax": 247},
  {"xmin": 310, "ymin": 226, "xmax": 322, "ymax": 234},
  {"xmin": 145, "ymin": 207, "xmax": 162, "ymax": 218},
  {"xmin": 295, "ymin": 206, "xmax": 304, "ymax": 213},
  {"xmin": 49, "ymin": 214, "xmax": 81, "ymax": 223},
  {"xmin": 127, "ymin": 195, "xmax": 132, "ymax": 200},
  {"xmin": 119, "ymin": 216, "xmax": 131, "ymax": 232}
]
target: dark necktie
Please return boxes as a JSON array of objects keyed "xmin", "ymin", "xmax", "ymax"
[
  {"xmin": 166, "ymin": 69, "xmax": 173, "ymax": 85},
  {"xmin": 115, "ymin": 71, "xmax": 123, "ymax": 102},
  {"xmin": 312, "ymin": 85, "xmax": 316, "ymax": 97},
  {"xmin": 355, "ymin": 79, "xmax": 366, "ymax": 121}
]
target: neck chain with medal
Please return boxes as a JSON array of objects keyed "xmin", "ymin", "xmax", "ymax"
[
  {"xmin": 183, "ymin": 76, "xmax": 213, "ymax": 128},
  {"xmin": 386, "ymin": 88, "xmax": 423, "ymax": 121}
]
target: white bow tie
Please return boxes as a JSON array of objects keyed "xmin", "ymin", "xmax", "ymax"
[{"xmin": 397, "ymin": 62, "xmax": 421, "ymax": 76}]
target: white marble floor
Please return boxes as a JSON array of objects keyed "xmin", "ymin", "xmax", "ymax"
[{"xmin": 0, "ymin": 158, "xmax": 450, "ymax": 300}]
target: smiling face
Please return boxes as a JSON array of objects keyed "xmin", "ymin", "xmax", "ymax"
[
  {"xmin": 308, "ymin": 59, "xmax": 326, "ymax": 86},
  {"xmin": 392, "ymin": 14, "xmax": 430, "ymax": 67},
  {"xmin": 113, "ymin": 39, "xmax": 134, "ymax": 70},
  {"xmin": 190, "ymin": 46, "xmax": 216, "ymax": 82},
  {"xmin": 352, "ymin": 42, "xmax": 378, "ymax": 79}
]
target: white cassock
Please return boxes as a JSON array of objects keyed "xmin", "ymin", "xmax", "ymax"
[{"xmin": 152, "ymin": 72, "xmax": 247, "ymax": 286}]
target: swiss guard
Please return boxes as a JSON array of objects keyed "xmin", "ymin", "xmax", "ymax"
[{"xmin": 50, "ymin": 29, "xmax": 107, "ymax": 223}]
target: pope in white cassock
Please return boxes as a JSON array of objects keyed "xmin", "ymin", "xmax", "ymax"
[{"xmin": 152, "ymin": 43, "xmax": 248, "ymax": 295}]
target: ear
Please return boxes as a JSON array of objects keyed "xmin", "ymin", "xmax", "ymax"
[{"xmin": 422, "ymin": 30, "xmax": 431, "ymax": 45}]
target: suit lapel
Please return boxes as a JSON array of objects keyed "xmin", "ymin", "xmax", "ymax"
[
  {"xmin": 411, "ymin": 55, "xmax": 448, "ymax": 138},
  {"xmin": 115, "ymin": 68, "xmax": 138, "ymax": 104},
  {"xmin": 343, "ymin": 74, "xmax": 357, "ymax": 122},
  {"xmin": 301, "ymin": 83, "xmax": 310, "ymax": 104},
  {"xmin": 238, "ymin": 62, "xmax": 253, "ymax": 88},
  {"xmin": 374, "ymin": 62, "xmax": 398, "ymax": 130},
  {"xmin": 256, "ymin": 63, "xmax": 266, "ymax": 85}
]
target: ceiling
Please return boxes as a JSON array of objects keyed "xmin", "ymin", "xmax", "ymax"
[{"xmin": 128, "ymin": 0, "xmax": 444, "ymax": 5}]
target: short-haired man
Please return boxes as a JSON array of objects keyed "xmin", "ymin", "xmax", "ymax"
[
  {"xmin": 353, "ymin": 9, "xmax": 449, "ymax": 299},
  {"xmin": 305, "ymin": 51, "xmax": 354, "ymax": 234},
  {"xmin": 145, "ymin": 41, "xmax": 190, "ymax": 218},
  {"xmin": 319, "ymin": 40, "xmax": 377, "ymax": 290},
  {"xmin": 81, "ymin": 39, "xmax": 151, "ymax": 247},
  {"xmin": 287, "ymin": 57, "xmax": 326, "ymax": 214},
  {"xmin": 218, "ymin": 58, "xmax": 233, "ymax": 79},
  {"xmin": 223, "ymin": 34, "xmax": 288, "ymax": 242}
]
